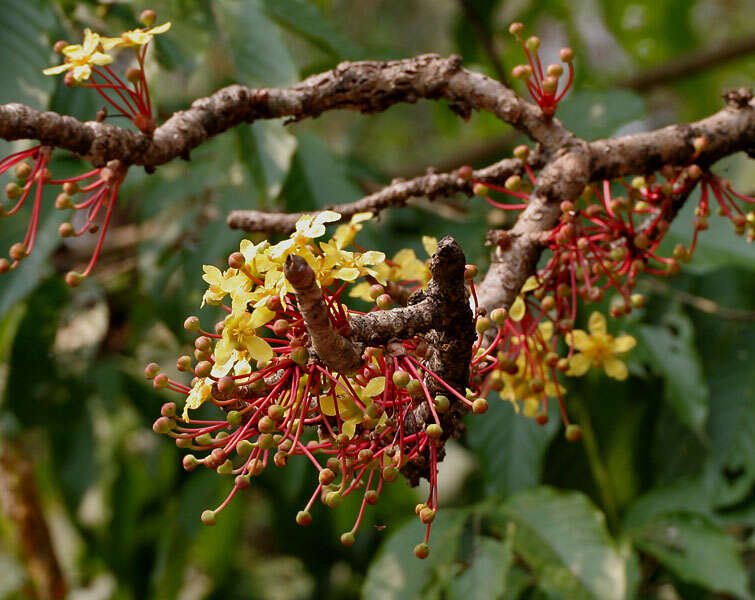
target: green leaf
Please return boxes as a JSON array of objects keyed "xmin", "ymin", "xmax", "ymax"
[
  {"xmin": 0, "ymin": 0, "xmax": 55, "ymax": 109},
  {"xmin": 491, "ymin": 487, "xmax": 628, "ymax": 600},
  {"xmin": 629, "ymin": 514, "xmax": 750, "ymax": 598},
  {"xmin": 212, "ymin": 0, "xmax": 298, "ymax": 87},
  {"xmin": 447, "ymin": 536, "xmax": 512, "ymax": 600},
  {"xmin": 235, "ymin": 121, "xmax": 297, "ymax": 209},
  {"xmin": 558, "ymin": 90, "xmax": 645, "ymax": 140},
  {"xmin": 363, "ymin": 509, "xmax": 469, "ymax": 600},
  {"xmin": 282, "ymin": 131, "xmax": 363, "ymax": 212},
  {"xmin": 637, "ymin": 308, "xmax": 708, "ymax": 435},
  {"xmin": 465, "ymin": 399, "xmax": 558, "ymax": 497},
  {"xmin": 261, "ymin": 0, "xmax": 362, "ymax": 59}
]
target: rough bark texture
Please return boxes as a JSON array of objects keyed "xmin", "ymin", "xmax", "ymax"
[{"xmin": 284, "ymin": 254, "xmax": 363, "ymax": 373}]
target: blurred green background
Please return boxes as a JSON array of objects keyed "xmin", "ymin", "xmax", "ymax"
[{"xmin": 0, "ymin": 0, "xmax": 753, "ymax": 598}]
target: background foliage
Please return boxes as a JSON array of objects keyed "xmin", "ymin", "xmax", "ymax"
[{"xmin": 0, "ymin": 0, "xmax": 753, "ymax": 598}]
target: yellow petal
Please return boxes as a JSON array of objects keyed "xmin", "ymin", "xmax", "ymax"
[
  {"xmin": 245, "ymin": 335, "xmax": 273, "ymax": 363},
  {"xmin": 343, "ymin": 420, "xmax": 357, "ymax": 439},
  {"xmin": 363, "ymin": 377, "xmax": 386, "ymax": 397},
  {"xmin": 211, "ymin": 349, "xmax": 237, "ymax": 378},
  {"xmin": 147, "ymin": 22, "xmax": 172, "ymax": 34},
  {"xmin": 334, "ymin": 267, "xmax": 360, "ymax": 281},
  {"xmin": 604, "ymin": 357, "xmax": 629, "ymax": 380},
  {"xmin": 72, "ymin": 64, "xmax": 91, "ymax": 81},
  {"xmin": 569, "ymin": 329, "xmax": 591, "ymax": 352},
  {"xmin": 510, "ymin": 296, "xmax": 526, "ymax": 322},
  {"xmin": 360, "ymin": 251, "xmax": 385, "ymax": 265},
  {"xmin": 314, "ymin": 210, "xmax": 342, "ymax": 225},
  {"xmin": 422, "ymin": 236, "xmax": 438, "ymax": 257},
  {"xmin": 521, "ymin": 275, "xmax": 540, "ymax": 292},
  {"xmin": 588, "ymin": 311, "xmax": 606, "ymax": 335},
  {"xmin": 43, "ymin": 64, "xmax": 69, "ymax": 75},
  {"xmin": 349, "ymin": 282, "xmax": 373, "ymax": 302},
  {"xmin": 351, "ymin": 212, "xmax": 373, "ymax": 224},
  {"xmin": 202, "ymin": 265, "xmax": 223, "ymax": 285},
  {"xmin": 91, "ymin": 52, "xmax": 113, "ymax": 66},
  {"xmin": 319, "ymin": 395, "xmax": 336, "ymax": 417},
  {"xmin": 566, "ymin": 353, "xmax": 591, "ymax": 377},
  {"xmin": 612, "ymin": 335, "xmax": 636, "ymax": 354},
  {"xmin": 249, "ymin": 306, "xmax": 276, "ymax": 328}
]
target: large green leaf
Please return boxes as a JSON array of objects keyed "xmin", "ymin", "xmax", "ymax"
[
  {"xmin": 491, "ymin": 487, "xmax": 628, "ymax": 600},
  {"xmin": 235, "ymin": 121, "xmax": 297, "ymax": 209},
  {"xmin": 465, "ymin": 399, "xmax": 558, "ymax": 497},
  {"xmin": 0, "ymin": 0, "xmax": 55, "ymax": 109},
  {"xmin": 261, "ymin": 0, "xmax": 362, "ymax": 60},
  {"xmin": 637, "ymin": 308, "xmax": 708, "ymax": 435},
  {"xmin": 447, "ymin": 536, "xmax": 512, "ymax": 600},
  {"xmin": 629, "ymin": 514, "xmax": 750, "ymax": 598},
  {"xmin": 212, "ymin": 0, "xmax": 298, "ymax": 87},
  {"xmin": 363, "ymin": 509, "xmax": 469, "ymax": 600}
]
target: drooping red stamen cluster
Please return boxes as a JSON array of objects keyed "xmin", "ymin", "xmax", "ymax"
[
  {"xmin": 148, "ymin": 252, "xmax": 477, "ymax": 559},
  {"xmin": 0, "ymin": 146, "xmax": 127, "ymax": 284},
  {"xmin": 508, "ymin": 22, "xmax": 574, "ymax": 117}
]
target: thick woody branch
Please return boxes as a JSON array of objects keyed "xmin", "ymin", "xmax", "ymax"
[
  {"xmin": 283, "ymin": 255, "xmax": 363, "ymax": 373},
  {"xmin": 0, "ymin": 55, "xmax": 553, "ymax": 168}
]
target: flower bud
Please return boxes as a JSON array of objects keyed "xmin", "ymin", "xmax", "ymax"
[
  {"xmin": 433, "ymin": 395, "xmax": 450, "ymax": 413},
  {"xmin": 406, "ymin": 379, "xmax": 423, "ymax": 398},
  {"xmin": 58, "ymin": 222, "xmax": 74, "ymax": 238},
  {"xmin": 375, "ymin": 294, "xmax": 392, "ymax": 310},
  {"xmin": 546, "ymin": 63, "xmax": 563, "ymax": 78},
  {"xmin": 14, "ymin": 162, "xmax": 31, "ymax": 180},
  {"xmin": 565, "ymin": 424, "xmax": 582, "ymax": 442},
  {"xmin": 194, "ymin": 361, "xmax": 212, "ymax": 378},
  {"xmin": 182, "ymin": 455, "xmax": 199, "ymax": 471},
  {"xmin": 490, "ymin": 307, "xmax": 508, "ymax": 324},
  {"xmin": 472, "ymin": 398, "xmax": 488, "ymax": 414},
  {"xmin": 508, "ymin": 22, "xmax": 524, "ymax": 36},
  {"xmin": 365, "ymin": 490, "xmax": 380, "ymax": 505},
  {"xmin": 144, "ymin": 362, "xmax": 160, "ymax": 379},
  {"xmin": 382, "ymin": 466, "xmax": 399, "ymax": 482},
  {"xmin": 559, "ymin": 47, "xmax": 574, "ymax": 62},
  {"xmin": 458, "ymin": 165, "xmax": 473, "ymax": 180},
  {"xmin": 228, "ymin": 251, "xmax": 245, "ymax": 269},
  {"xmin": 414, "ymin": 543, "xmax": 430, "ymax": 559},
  {"xmin": 324, "ymin": 491, "xmax": 342, "ymax": 508},
  {"xmin": 5, "ymin": 182, "xmax": 21, "ymax": 200},
  {"xmin": 152, "ymin": 416, "xmax": 173, "ymax": 434},
  {"xmin": 125, "ymin": 67, "xmax": 142, "ymax": 84},
  {"xmin": 296, "ymin": 510, "xmax": 312, "ymax": 526},
  {"xmin": 9, "ymin": 243, "xmax": 26, "ymax": 262},
  {"xmin": 368, "ymin": 284, "xmax": 385, "ymax": 300},
  {"xmin": 464, "ymin": 264, "xmax": 478, "ymax": 280},
  {"xmin": 511, "ymin": 64, "xmax": 532, "ymax": 79},
  {"xmin": 475, "ymin": 317, "xmax": 492, "ymax": 334},
  {"xmin": 340, "ymin": 532, "xmax": 356, "ymax": 546},
  {"xmin": 425, "ymin": 424, "xmax": 443, "ymax": 439},
  {"xmin": 201, "ymin": 509, "xmax": 217, "ymax": 526},
  {"xmin": 161, "ymin": 402, "xmax": 176, "ymax": 418},
  {"xmin": 393, "ymin": 370, "xmax": 410, "ymax": 388}
]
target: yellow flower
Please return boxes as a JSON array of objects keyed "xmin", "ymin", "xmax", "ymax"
[
  {"xmin": 319, "ymin": 377, "xmax": 386, "ymax": 439},
  {"xmin": 566, "ymin": 312, "xmax": 636, "ymax": 380},
  {"xmin": 201, "ymin": 265, "xmax": 248, "ymax": 307},
  {"xmin": 332, "ymin": 212, "xmax": 373, "ymax": 249},
  {"xmin": 214, "ymin": 291, "xmax": 275, "ymax": 366},
  {"xmin": 101, "ymin": 22, "xmax": 172, "ymax": 49},
  {"xmin": 319, "ymin": 240, "xmax": 385, "ymax": 283},
  {"xmin": 509, "ymin": 276, "xmax": 540, "ymax": 322},
  {"xmin": 43, "ymin": 29, "xmax": 113, "ymax": 82},
  {"xmin": 182, "ymin": 377, "xmax": 212, "ymax": 421},
  {"xmin": 421, "ymin": 236, "xmax": 438, "ymax": 258}
]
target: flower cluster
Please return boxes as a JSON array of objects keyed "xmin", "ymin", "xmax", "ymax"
[
  {"xmin": 43, "ymin": 10, "xmax": 170, "ymax": 135},
  {"xmin": 508, "ymin": 22, "xmax": 574, "ymax": 117},
  {"xmin": 148, "ymin": 212, "xmax": 481, "ymax": 558},
  {"xmin": 0, "ymin": 10, "xmax": 171, "ymax": 284}
]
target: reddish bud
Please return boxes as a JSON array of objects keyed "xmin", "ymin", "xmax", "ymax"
[
  {"xmin": 296, "ymin": 510, "xmax": 312, "ymax": 526},
  {"xmin": 472, "ymin": 398, "xmax": 488, "ymax": 414},
  {"xmin": 376, "ymin": 294, "xmax": 392, "ymax": 310},
  {"xmin": 559, "ymin": 47, "xmax": 574, "ymax": 62},
  {"xmin": 458, "ymin": 165, "xmax": 473, "ymax": 180},
  {"xmin": 228, "ymin": 251, "xmax": 245, "ymax": 269},
  {"xmin": 565, "ymin": 424, "xmax": 582, "ymax": 442},
  {"xmin": 414, "ymin": 543, "xmax": 430, "ymax": 559},
  {"xmin": 58, "ymin": 222, "xmax": 74, "ymax": 238},
  {"xmin": 201, "ymin": 509, "xmax": 217, "ymax": 526},
  {"xmin": 152, "ymin": 416, "xmax": 173, "ymax": 434}
]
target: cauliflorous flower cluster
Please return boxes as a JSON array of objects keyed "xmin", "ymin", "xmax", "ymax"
[{"xmin": 147, "ymin": 212, "xmax": 484, "ymax": 558}]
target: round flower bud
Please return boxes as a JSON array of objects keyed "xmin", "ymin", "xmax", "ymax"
[
  {"xmin": 5, "ymin": 182, "xmax": 21, "ymax": 201},
  {"xmin": 194, "ymin": 335, "xmax": 212, "ymax": 351},
  {"xmin": 194, "ymin": 361, "xmax": 212, "ymax": 378},
  {"xmin": 210, "ymin": 448, "xmax": 227, "ymax": 465},
  {"xmin": 414, "ymin": 543, "xmax": 430, "ymax": 559},
  {"xmin": 139, "ymin": 9, "xmax": 157, "ymax": 26},
  {"xmin": 490, "ymin": 307, "xmax": 508, "ymax": 325},
  {"xmin": 340, "ymin": 532, "xmax": 356, "ymax": 546},
  {"xmin": 9, "ymin": 243, "xmax": 26, "ymax": 262},
  {"xmin": 464, "ymin": 264, "xmax": 478, "ymax": 280},
  {"xmin": 258, "ymin": 433, "xmax": 275, "ymax": 450},
  {"xmin": 62, "ymin": 181, "xmax": 79, "ymax": 195},
  {"xmin": 58, "ymin": 222, "xmax": 74, "ymax": 238},
  {"xmin": 630, "ymin": 294, "xmax": 645, "ymax": 308},
  {"xmin": 559, "ymin": 47, "xmax": 574, "ymax": 62},
  {"xmin": 393, "ymin": 370, "xmax": 410, "ymax": 388},
  {"xmin": 375, "ymin": 293, "xmax": 393, "ymax": 310},
  {"xmin": 152, "ymin": 416, "xmax": 173, "ymax": 434},
  {"xmin": 176, "ymin": 355, "xmax": 192, "ymax": 372},
  {"xmin": 125, "ymin": 67, "xmax": 141, "ymax": 85},
  {"xmin": 235, "ymin": 474, "xmax": 251, "ymax": 489},
  {"xmin": 369, "ymin": 284, "xmax": 385, "ymax": 300},
  {"xmin": 508, "ymin": 22, "xmax": 524, "ymax": 36},
  {"xmin": 268, "ymin": 404, "xmax": 285, "ymax": 422},
  {"xmin": 194, "ymin": 433, "xmax": 212, "ymax": 447},
  {"xmin": 472, "ymin": 398, "xmax": 488, "ymax": 415},
  {"xmin": 0, "ymin": 258, "xmax": 8, "ymax": 274},
  {"xmin": 535, "ymin": 411, "xmax": 549, "ymax": 426},
  {"xmin": 266, "ymin": 295, "xmax": 282, "ymax": 311},
  {"xmin": 14, "ymin": 162, "xmax": 31, "ymax": 180},
  {"xmin": 472, "ymin": 182, "xmax": 488, "ymax": 196},
  {"xmin": 546, "ymin": 63, "xmax": 563, "ymax": 78},
  {"xmin": 419, "ymin": 507, "xmax": 436, "ymax": 524},
  {"xmin": 182, "ymin": 455, "xmax": 199, "ymax": 471},
  {"xmin": 458, "ymin": 165, "xmax": 473, "ymax": 180},
  {"xmin": 236, "ymin": 440, "xmax": 253, "ymax": 458},
  {"xmin": 324, "ymin": 491, "xmax": 342, "ymax": 508},
  {"xmin": 225, "ymin": 251, "xmax": 245, "ymax": 269},
  {"xmin": 175, "ymin": 437, "xmax": 191, "ymax": 448},
  {"xmin": 217, "ymin": 376, "xmax": 236, "ymax": 396},
  {"xmin": 296, "ymin": 510, "xmax": 312, "ymax": 526},
  {"xmin": 201, "ymin": 509, "xmax": 217, "ymax": 526},
  {"xmin": 565, "ymin": 424, "xmax": 582, "ymax": 442},
  {"xmin": 406, "ymin": 379, "xmax": 423, "ymax": 398},
  {"xmin": 382, "ymin": 466, "xmax": 399, "ymax": 482},
  {"xmin": 182, "ymin": 316, "xmax": 200, "ymax": 333},
  {"xmin": 161, "ymin": 402, "xmax": 176, "ymax": 418},
  {"xmin": 526, "ymin": 36, "xmax": 540, "ymax": 52},
  {"xmin": 425, "ymin": 424, "xmax": 443, "ymax": 440},
  {"xmin": 513, "ymin": 145, "xmax": 530, "ymax": 161},
  {"xmin": 475, "ymin": 317, "xmax": 492, "ymax": 334},
  {"xmin": 365, "ymin": 490, "xmax": 380, "ymax": 505},
  {"xmin": 144, "ymin": 362, "xmax": 160, "ymax": 379},
  {"xmin": 542, "ymin": 75, "xmax": 558, "ymax": 94},
  {"xmin": 433, "ymin": 395, "xmax": 450, "ymax": 414},
  {"xmin": 273, "ymin": 452, "xmax": 288, "ymax": 468},
  {"xmin": 216, "ymin": 459, "xmax": 233, "ymax": 475},
  {"xmin": 505, "ymin": 175, "xmax": 522, "ymax": 191}
]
